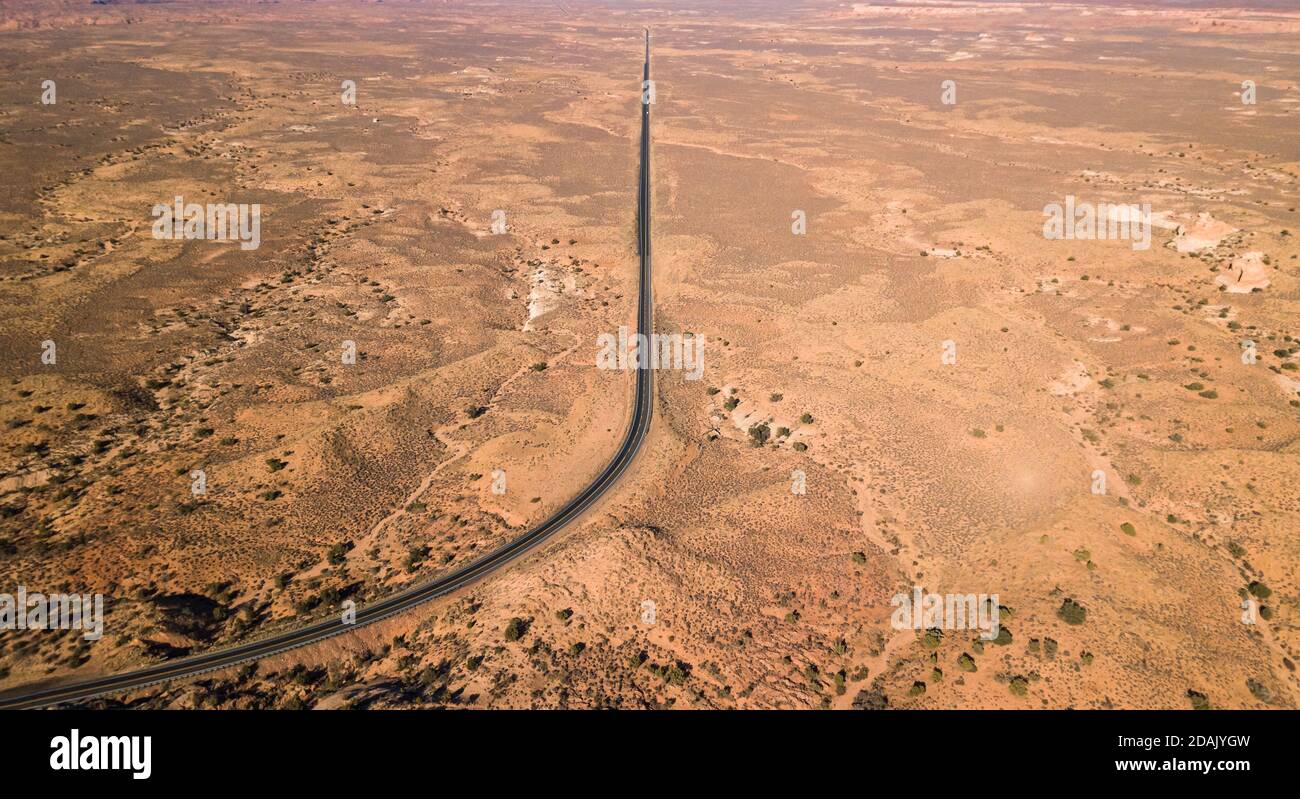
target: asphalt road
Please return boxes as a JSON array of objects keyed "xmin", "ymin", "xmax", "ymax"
[{"xmin": 0, "ymin": 32, "xmax": 655, "ymax": 711}]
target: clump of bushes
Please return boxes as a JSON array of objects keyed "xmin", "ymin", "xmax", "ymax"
[
  {"xmin": 327, "ymin": 542, "xmax": 352, "ymax": 565},
  {"xmin": 503, "ymin": 617, "xmax": 530, "ymax": 642},
  {"xmin": 1058, "ymin": 598, "xmax": 1087, "ymax": 625}
]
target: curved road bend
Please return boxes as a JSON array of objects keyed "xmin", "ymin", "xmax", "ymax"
[{"xmin": 0, "ymin": 31, "xmax": 656, "ymax": 711}]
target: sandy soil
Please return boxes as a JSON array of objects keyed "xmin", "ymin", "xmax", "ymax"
[{"xmin": 1, "ymin": 0, "xmax": 1298, "ymax": 710}]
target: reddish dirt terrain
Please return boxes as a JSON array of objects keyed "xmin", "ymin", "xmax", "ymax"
[{"xmin": 1, "ymin": 1, "xmax": 1298, "ymax": 709}]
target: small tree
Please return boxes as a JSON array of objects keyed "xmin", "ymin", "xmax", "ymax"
[
  {"xmin": 1058, "ymin": 598, "xmax": 1087, "ymax": 625},
  {"xmin": 327, "ymin": 542, "xmax": 351, "ymax": 565},
  {"xmin": 504, "ymin": 617, "xmax": 530, "ymax": 642}
]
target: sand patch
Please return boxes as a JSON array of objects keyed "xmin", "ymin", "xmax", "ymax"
[
  {"xmin": 1215, "ymin": 251, "xmax": 1270, "ymax": 293},
  {"xmin": 524, "ymin": 265, "xmax": 561, "ymax": 331},
  {"xmin": 1049, "ymin": 361, "xmax": 1092, "ymax": 396},
  {"xmin": 1275, "ymin": 373, "xmax": 1300, "ymax": 400},
  {"xmin": 1167, "ymin": 212, "xmax": 1238, "ymax": 253}
]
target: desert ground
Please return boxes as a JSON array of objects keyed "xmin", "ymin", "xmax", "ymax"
[{"xmin": 1, "ymin": 0, "xmax": 1298, "ymax": 709}]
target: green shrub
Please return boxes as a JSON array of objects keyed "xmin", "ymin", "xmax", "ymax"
[
  {"xmin": 327, "ymin": 542, "xmax": 351, "ymax": 565},
  {"xmin": 1058, "ymin": 598, "xmax": 1087, "ymax": 625},
  {"xmin": 1187, "ymin": 689, "xmax": 1211, "ymax": 710},
  {"xmin": 503, "ymin": 617, "xmax": 530, "ymax": 642}
]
